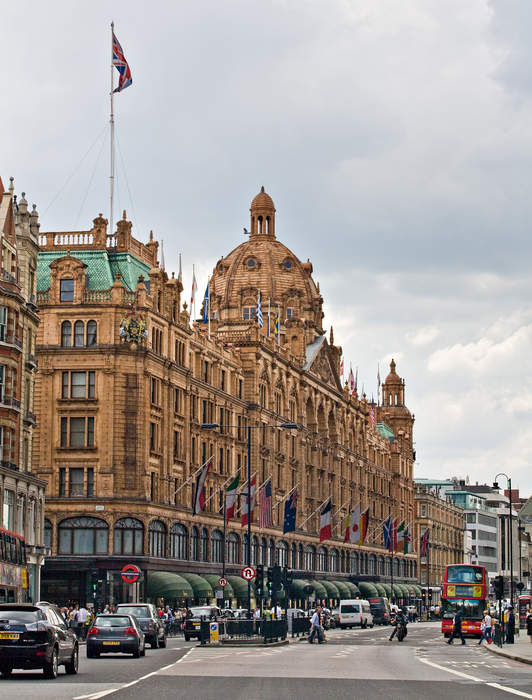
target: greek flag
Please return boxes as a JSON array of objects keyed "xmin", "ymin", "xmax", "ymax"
[{"xmin": 256, "ymin": 291, "xmax": 263, "ymax": 328}]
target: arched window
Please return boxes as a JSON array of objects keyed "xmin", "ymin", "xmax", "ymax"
[
  {"xmin": 200, "ymin": 528, "xmax": 208, "ymax": 561},
  {"xmin": 385, "ymin": 557, "xmax": 392, "ymax": 576},
  {"xmin": 329, "ymin": 548, "xmax": 339, "ymax": 573},
  {"xmin": 378, "ymin": 556, "xmax": 385, "ymax": 576},
  {"xmin": 148, "ymin": 520, "xmax": 166, "ymax": 557},
  {"xmin": 86, "ymin": 320, "xmax": 97, "ymax": 346},
  {"xmin": 291, "ymin": 542, "xmax": 297, "ymax": 569},
  {"xmin": 44, "ymin": 518, "xmax": 52, "ymax": 549},
  {"xmin": 251, "ymin": 535, "xmax": 259, "ymax": 565},
  {"xmin": 260, "ymin": 537, "xmax": 267, "ymax": 565},
  {"xmin": 401, "ymin": 559, "xmax": 407, "ymax": 577},
  {"xmin": 298, "ymin": 543, "xmax": 303, "ymax": 570},
  {"xmin": 304, "ymin": 545, "xmax": 315, "ymax": 570},
  {"xmin": 58, "ymin": 517, "xmax": 108, "ymax": 555},
  {"xmin": 190, "ymin": 526, "xmax": 199, "ymax": 561},
  {"xmin": 268, "ymin": 538, "xmax": 275, "ymax": 566},
  {"xmin": 369, "ymin": 554, "xmax": 377, "ymax": 575},
  {"xmin": 350, "ymin": 552, "xmax": 358, "ymax": 574},
  {"xmin": 61, "ymin": 321, "xmax": 72, "ymax": 347},
  {"xmin": 211, "ymin": 530, "xmax": 223, "ymax": 563},
  {"xmin": 317, "ymin": 546, "xmax": 328, "ymax": 572},
  {"xmin": 170, "ymin": 523, "xmax": 188, "ymax": 560},
  {"xmin": 412, "ymin": 560, "xmax": 417, "ymax": 578},
  {"xmin": 276, "ymin": 540, "xmax": 288, "ymax": 567},
  {"xmin": 227, "ymin": 532, "xmax": 240, "ymax": 564},
  {"xmin": 74, "ymin": 320, "xmax": 84, "ymax": 347},
  {"xmin": 393, "ymin": 557, "xmax": 399, "ymax": 576},
  {"xmin": 114, "ymin": 517, "xmax": 143, "ymax": 555}
]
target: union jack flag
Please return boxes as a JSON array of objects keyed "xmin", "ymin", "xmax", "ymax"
[
  {"xmin": 259, "ymin": 478, "xmax": 273, "ymax": 528},
  {"xmin": 112, "ymin": 31, "xmax": 132, "ymax": 93},
  {"xmin": 420, "ymin": 528, "xmax": 430, "ymax": 557}
]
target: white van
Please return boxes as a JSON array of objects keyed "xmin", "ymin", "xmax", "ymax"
[{"xmin": 339, "ymin": 599, "xmax": 374, "ymax": 629}]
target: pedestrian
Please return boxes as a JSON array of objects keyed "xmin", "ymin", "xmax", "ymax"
[
  {"xmin": 102, "ymin": 604, "xmax": 111, "ymax": 615},
  {"xmin": 447, "ymin": 608, "xmax": 465, "ymax": 645},
  {"xmin": 478, "ymin": 610, "xmax": 492, "ymax": 645},
  {"xmin": 271, "ymin": 604, "xmax": 282, "ymax": 620},
  {"xmin": 506, "ymin": 606, "xmax": 515, "ymax": 644},
  {"xmin": 308, "ymin": 605, "xmax": 323, "ymax": 644},
  {"xmin": 253, "ymin": 607, "xmax": 261, "ymax": 619},
  {"xmin": 526, "ymin": 608, "xmax": 532, "ymax": 644},
  {"xmin": 77, "ymin": 604, "xmax": 89, "ymax": 640}
]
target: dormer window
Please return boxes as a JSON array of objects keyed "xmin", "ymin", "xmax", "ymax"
[
  {"xmin": 60, "ymin": 279, "xmax": 74, "ymax": 302},
  {"xmin": 247, "ymin": 259, "xmax": 256, "ymax": 269},
  {"xmin": 283, "ymin": 259, "xmax": 293, "ymax": 270},
  {"xmin": 286, "ymin": 307, "xmax": 295, "ymax": 319},
  {"xmin": 243, "ymin": 306, "xmax": 256, "ymax": 321}
]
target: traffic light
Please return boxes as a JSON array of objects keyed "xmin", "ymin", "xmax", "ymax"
[
  {"xmin": 90, "ymin": 569, "xmax": 98, "ymax": 598},
  {"xmin": 266, "ymin": 567, "xmax": 274, "ymax": 595},
  {"xmin": 256, "ymin": 565, "xmax": 264, "ymax": 597},
  {"xmin": 421, "ymin": 589, "xmax": 426, "ymax": 599},
  {"xmin": 97, "ymin": 579, "xmax": 105, "ymax": 598},
  {"xmin": 493, "ymin": 575, "xmax": 504, "ymax": 599},
  {"xmin": 271, "ymin": 565, "xmax": 282, "ymax": 592},
  {"xmin": 283, "ymin": 567, "xmax": 293, "ymax": 587}
]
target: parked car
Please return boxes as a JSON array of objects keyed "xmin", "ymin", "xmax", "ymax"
[
  {"xmin": 183, "ymin": 605, "xmax": 221, "ymax": 642},
  {"xmin": 0, "ymin": 603, "xmax": 79, "ymax": 679},
  {"xmin": 368, "ymin": 597, "xmax": 391, "ymax": 626},
  {"xmin": 115, "ymin": 603, "xmax": 166, "ymax": 648},
  {"xmin": 338, "ymin": 599, "xmax": 374, "ymax": 629},
  {"xmin": 87, "ymin": 614, "xmax": 145, "ymax": 658}
]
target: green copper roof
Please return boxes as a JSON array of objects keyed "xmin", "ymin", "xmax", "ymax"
[
  {"xmin": 376, "ymin": 422, "xmax": 394, "ymax": 441},
  {"xmin": 37, "ymin": 250, "xmax": 151, "ymax": 292}
]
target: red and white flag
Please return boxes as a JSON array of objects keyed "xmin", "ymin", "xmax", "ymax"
[
  {"xmin": 348, "ymin": 503, "xmax": 361, "ymax": 544},
  {"xmin": 319, "ymin": 500, "xmax": 332, "ymax": 542},
  {"xmin": 348, "ymin": 364, "xmax": 355, "ymax": 393},
  {"xmin": 192, "ymin": 457, "xmax": 212, "ymax": 515},
  {"xmin": 190, "ymin": 266, "xmax": 198, "ymax": 309},
  {"xmin": 241, "ymin": 475, "xmax": 256, "ymax": 527},
  {"xmin": 225, "ymin": 473, "xmax": 240, "ymax": 522}
]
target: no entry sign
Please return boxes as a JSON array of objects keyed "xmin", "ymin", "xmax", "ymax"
[
  {"xmin": 241, "ymin": 566, "xmax": 256, "ymax": 581},
  {"xmin": 121, "ymin": 564, "xmax": 141, "ymax": 584}
]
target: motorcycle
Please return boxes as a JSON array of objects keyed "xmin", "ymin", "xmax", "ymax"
[{"xmin": 397, "ymin": 622, "xmax": 408, "ymax": 642}]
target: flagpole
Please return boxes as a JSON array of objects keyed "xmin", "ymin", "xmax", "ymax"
[
  {"xmin": 268, "ymin": 297, "xmax": 271, "ymax": 337},
  {"xmin": 110, "ymin": 21, "xmax": 115, "ymax": 237},
  {"xmin": 222, "ymin": 498, "xmax": 226, "ymax": 608},
  {"xmin": 204, "ymin": 473, "xmax": 234, "ymax": 506},
  {"xmin": 170, "ymin": 457, "xmax": 212, "ymax": 500},
  {"xmin": 298, "ymin": 496, "xmax": 330, "ymax": 530},
  {"xmin": 207, "ymin": 276, "xmax": 211, "ymax": 340},
  {"xmin": 272, "ymin": 484, "xmax": 298, "ymax": 511}
]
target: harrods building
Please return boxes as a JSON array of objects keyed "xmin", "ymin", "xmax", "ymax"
[{"xmin": 34, "ymin": 188, "xmax": 421, "ymax": 607}]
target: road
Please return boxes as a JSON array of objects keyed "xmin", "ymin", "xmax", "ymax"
[{"xmin": 1, "ymin": 623, "xmax": 532, "ymax": 699}]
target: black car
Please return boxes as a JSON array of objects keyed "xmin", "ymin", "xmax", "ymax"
[
  {"xmin": 0, "ymin": 603, "xmax": 79, "ymax": 679},
  {"xmin": 87, "ymin": 614, "xmax": 145, "ymax": 658},
  {"xmin": 183, "ymin": 606, "xmax": 221, "ymax": 642},
  {"xmin": 115, "ymin": 603, "xmax": 166, "ymax": 648}
]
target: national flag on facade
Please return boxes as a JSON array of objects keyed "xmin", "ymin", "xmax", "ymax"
[
  {"xmin": 192, "ymin": 458, "xmax": 212, "ymax": 515},
  {"xmin": 420, "ymin": 528, "xmax": 430, "ymax": 557},
  {"xmin": 273, "ymin": 310, "xmax": 280, "ymax": 337},
  {"xmin": 383, "ymin": 515, "xmax": 393, "ymax": 550},
  {"xmin": 112, "ymin": 30, "xmax": 133, "ymax": 92},
  {"xmin": 404, "ymin": 522, "xmax": 413, "ymax": 554},
  {"xmin": 241, "ymin": 475, "xmax": 256, "ymax": 527},
  {"xmin": 348, "ymin": 365, "xmax": 355, "ymax": 393},
  {"xmin": 391, "ymin": 518, "xmax": 398, "ymax": 552},
  {"xmin": 348, "ymin": 503, "xmax": 361, "ymax": 544},
  {"xmin": 370, "ymin": 402, "xmax": 376, "ymax": 428},
  {"xmin": 283, "ymin": 489, "xmax": 298, "ymax": 533},
  {"xmin": 396, "ymin": 520, "xmax": 405, "ymax": 552},
  {"xmin": 319, "ymin": 500, "xmax": 332, "ymax": 542},
  {"xmin": 355, "ymin": 367, "xmax": 358, "ymax": 392},
  {"xmin": 225, "ymin": 473, "xmax": 240, "ymax": 522},
  {"xmin": 340, "ymin": 357, "xmax": 344, "ymax": 377},
  {"xmin": 256, "ymin": 291, "xmax": 263, "ymax": 329},
  {"xmin": 190, "ymin": 269, "xmax": 198, "ymax": 309},
  {"xmin": 202, "ymin": 279, "xmax": 210, "ymax": 324},
  {"xmin": 359, "ymin": 507, "xmax": 369, "ymax": 545},
  {"xmin": 343, "ymin": 511, "xmax": 351, "ymax": 543},
  {"xmin": 259, "ymin": 478, "xmax": 273, "ymax": 528}
]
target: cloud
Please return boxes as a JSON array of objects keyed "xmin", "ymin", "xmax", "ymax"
[{"xmin": 407, "ymin": 326, "xmax": 440, "ymax": 346}]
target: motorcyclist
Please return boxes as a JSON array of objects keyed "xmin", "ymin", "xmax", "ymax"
[{"xmin": 389, "ymin": 607, "xmax": 407, "ymax": 641}]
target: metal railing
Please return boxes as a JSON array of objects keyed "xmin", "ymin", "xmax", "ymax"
[{"xmin": 199, "ymin": 617, "xmax": 288, "ymax": 645}]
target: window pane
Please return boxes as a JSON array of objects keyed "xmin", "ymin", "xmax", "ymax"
[
  {"xmin": 60, "ymin": 418, "xmax": 68, "ymax": 447},
  {"xmin": 70, "ymin": 418, "xmax": 86, "ymax": 447},
  {"xmin": 60, "ymin": 279, "xmax": 74, "ymax": 302},
  {"xmin": 74, "ymin": 528, "xmax": 94, "ymax": 554},
  {"xmin": 62, "ymin": 371, "xmax": 69, "ymax": 398},
  {"xmin": 87, "ymin": 417, "xmax": 94, "ymax": 446},
  {"xmin": 0, "ymin": 307, "xmax": 7, "ymax": 341},
  {"xmin": 123, "ymin": 530, "xmax": 133, "ymax": 554},
  {"xmin": 87, "ymin": 468, "xmax": 94, "ymax": 497},
  {"xmin": 86, "ymin": 321, "xmax": 97, "ymax": 346},
  {"xmin": 71, "ymin": 372, "xmax": 86, "ymax": 398},
  {"xmin": 74, "ymin": 321, "xmax": 84, "ymax": 347},
  {"xmin": 59, "ymin": 528, "xmax": 71, "ymax": 554},
  {"xmin": 96, "ymin": 528, "xmax": 108, "ymax": 554},
  {"xmin": 61, "ymin": 321, "xmax": 72, "ymax": 347},
  {"xmin": 69, "ymin": 468, "xmax": 84, "ymax": 497},
  {"xmin": 88, "ymin": 372, "xmax": 95, "ymax": 398}
]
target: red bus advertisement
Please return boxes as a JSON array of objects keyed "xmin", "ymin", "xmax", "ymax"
[
  {"xmin": 441, "ymin": 564, "xmax": 488, "ymax": 638},
  {"xmin": 0, "ymin": 527, "xmax": 28, "ymax": 604}
]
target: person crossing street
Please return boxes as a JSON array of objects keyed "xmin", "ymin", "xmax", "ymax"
[
  {"xmin": 478, "ymin": 610, "xmax": 492, "ymax": 645},
  {"xmin": 308, "ymin": 605, "xmax": 323, "ymax": 644},
  {"xmin": 447, "ymin": 608, "xmax": 465, "ymax": 645}
]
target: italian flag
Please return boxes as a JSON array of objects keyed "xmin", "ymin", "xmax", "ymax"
[
  {"xmin": 225, "ymin": 474, "xmax": 240, "ymax": 523},
  {"xmin": 395, "ymin": 520, "xmax": 405, "ymax": 552}
]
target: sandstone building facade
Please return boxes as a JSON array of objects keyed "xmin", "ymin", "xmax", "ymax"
[{"xmin": 34, "ymin": 189, "xmax": 419, "ymax": 607}]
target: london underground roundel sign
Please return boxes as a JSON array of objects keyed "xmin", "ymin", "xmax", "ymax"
[{"xmin": 121, "ymin": 564, "xmax": 141, "ymax": 584}]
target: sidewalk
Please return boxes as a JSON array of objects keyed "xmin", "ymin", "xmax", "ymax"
[{"xmin": 485, "ymin": 631, "xmax": 532, "ymax": 665}]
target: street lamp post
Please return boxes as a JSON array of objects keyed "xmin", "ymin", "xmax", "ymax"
[
  {"xmin": 493, "ymin": 473, "xmax": 514, "ymax": 608},
  {"xmin": 202, "ymin": 421, "xmax": 298, "ymax": 616}
]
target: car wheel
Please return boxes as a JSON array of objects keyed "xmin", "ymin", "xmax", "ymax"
[
  {"xmin": 65, "ymin": 645, "xmax": 79, "ymax": 674},
  {"xmin": 0, "ymin": 665, "xmax": 13, "ymax": 678},
  {"xmin": 140, "ymin": 643, "xmax": 146, "ymax": 657},
  {"xmin": 151, "ymin": 635, "xmax": 159, "ymax": 649},
  {"xmin": 370, "ymin": 624, "xmax": 374, "ymax": 629},
  {"xmin": 159, "ymin": 634, "xmax": 167, "ymax": 648},
  {"xmin": 184, "ymin": 634, "xmax": 190, "ymax": 642},
  {"xmin": 43, "ymin": 647, "xmax": 59, "ymax": 679},
  {"xmin": 133, "ymin": 645, "xmax": 141, "ymax": 658}
]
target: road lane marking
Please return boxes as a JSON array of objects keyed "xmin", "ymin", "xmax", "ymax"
[{"xmin": 417, "ymin": 654, "xmax": 532, "ymax": 699}]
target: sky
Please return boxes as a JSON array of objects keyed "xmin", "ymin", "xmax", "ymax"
[{"xmin": 3, "ymin": 0, "xmax": 532, "ymax": 493}]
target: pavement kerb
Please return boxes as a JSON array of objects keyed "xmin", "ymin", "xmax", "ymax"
[
  {"xmin": 195, "ymin": 639, "xmax": 289, "ymax": 648},
  {"xmin": 485, "ymin": 642, "xmax": 532, "ymax": 666}
]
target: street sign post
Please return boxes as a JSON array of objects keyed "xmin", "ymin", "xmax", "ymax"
[{"xmin": 241, "ymin": 566, "xmax": 256, "ymax": 581}]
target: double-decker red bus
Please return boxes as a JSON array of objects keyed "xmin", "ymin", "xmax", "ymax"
[
  {"xmin": 441, "ymin": 564, "xmax": 488, "ymax": 638},
  {"xmin": 0, "ymin": 527, "xmax": 28, "ymax": 603}
]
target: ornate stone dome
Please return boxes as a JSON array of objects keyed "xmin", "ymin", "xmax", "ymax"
[{"xmin": 209, "ymin": 188, "xmax": 324, "ymax": 335}]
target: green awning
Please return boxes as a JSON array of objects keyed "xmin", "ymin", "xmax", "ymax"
[
  {"xmin": 147, "ymin": 572, "xmax": 194, "ymax": 599},
  {"xmin": 374, "ymin": 583, "xmax": 387, "ymax": 597},
  {"xmin": 330, "ymin": 580, "xmax": 351, "ymax": 598},
  {"xmin": 289, "ymin": 580, "xmax": 312, "ymax": 598},
  {"xmin": 358, "ymin": 582, "xmax": 379, "ymax": 598},
  {"xmin": 344, "ymin": 582, "xmax": 360, "ymax": 597},
  {"xmin": 227, "ymin": 576, "xmax": 251, "ymax": 599},
  {"xmin": 309, "ymin": 580, "xmax": 328, "ymax": 599},
  {"xmin": 202, "ymin": 574, "xmax": 234, "ymax": 598},
  {"xmin": 413, "ymin": 585, "xmax": 422, "ymax": 596},
  {"xmin": 319, "ymin": 580, "xmax": 340, "ymax": 600},
  {"xmin": 180, "ymin": 573, "xmax": 214, "ymax": 598},
  {"xmin": 380, "ymin": 583, "xmax": 392, "ymax": 597}
]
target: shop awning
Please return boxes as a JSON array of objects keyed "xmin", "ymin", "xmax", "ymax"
[
  {"xmin": 330, "ymin": 580, "xmax": 351, "ymax": 598},
  {"xmin": 319, "ymin": 580, "xmax": 340, "ymax": 600},
  {"xmin": 180, "ymin": 573, "xmax": 214, "ymax": 598},
  {"xmin": 147, "ymin": 572, "xmax": 194, "ymax": 599},
  {"xmin": 343, "ymin": 582, "xmax": 360, "ymax": 597},
  {"xmin": 374, "ymin": 583, "xmax": 387, "ymax": 597},
  {"xmin": 358, "ymin": 582, "xmax": 379, "ymax": 598},
  {"xmin": 289, "ymin": 579, "xmax": 312, "ymax": 598},
  {"xmin": 202, "ymin": 574, "xmax": 234, "ymax": 598},
  {"xmin": 227, "ymin": 576, "xmax": 251, "ymax": 599},
  {"xmin": 380, "ymin": 583, "xmax": 392, "ymax": 597},
  {"xmin": 309, "ymin": 580, "xmax": 328, "ymax": 599}
]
